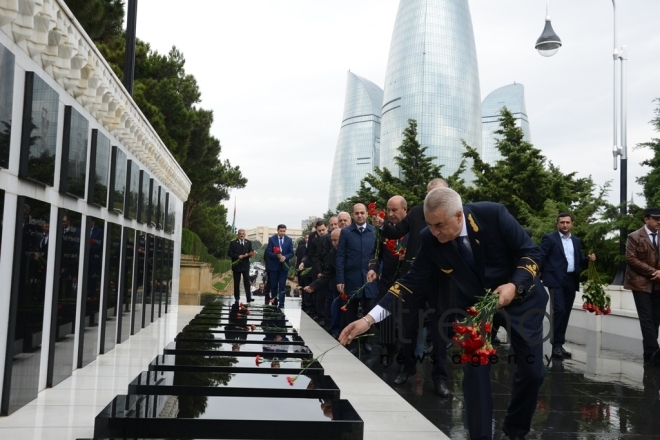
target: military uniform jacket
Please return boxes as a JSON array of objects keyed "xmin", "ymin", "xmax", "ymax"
[{"xmin": 382, "ymin": 202, "xmax": 543, "ymax": 316}]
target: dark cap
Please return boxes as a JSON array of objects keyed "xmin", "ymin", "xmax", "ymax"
[{"xmin": 644, "ymin": 208, "xmax": 660, "ymax": 217}]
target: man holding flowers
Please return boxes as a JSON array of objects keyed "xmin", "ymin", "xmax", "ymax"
[
  {"xmin": 340, "ymin": 187, "xmax": 548, "ymax": 440},
  {"xmin": 266, "ymin": 224, "xmax": 294, "ymax": 307}
]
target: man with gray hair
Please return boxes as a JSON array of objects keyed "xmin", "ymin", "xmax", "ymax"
[
  {"xmin": 342, "ymin": 187, "xmax": 548, "ymax": 440},
  {"xmin": 371, "ymin": 178, "xmax": 451, "ymax": 396}
]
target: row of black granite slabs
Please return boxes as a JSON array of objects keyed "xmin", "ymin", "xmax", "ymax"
[{"xmin": 80, "ymin": 299, "xmax": 364, "ymax": 440}]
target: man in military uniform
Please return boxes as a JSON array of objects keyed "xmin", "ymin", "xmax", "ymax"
[{"xmin": 340, "ymin": 188, "xmax": 547, "ymax": 440}]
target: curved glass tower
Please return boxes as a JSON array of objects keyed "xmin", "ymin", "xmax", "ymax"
[
  {"xmin": 379, "ymin": 0, "xmax": 482, "ymax": 180},
  {"xmin": 481, "ymin": 83, "xmax": 531, "ymax": 165},
  {"xmin": 328, "ymin": 71, "xmax": 384, "ymax": 210}
]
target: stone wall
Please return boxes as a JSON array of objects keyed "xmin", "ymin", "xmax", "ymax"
[{"xmin": 178, "ymin": 254, "xmax": 221, "ymax": 305}]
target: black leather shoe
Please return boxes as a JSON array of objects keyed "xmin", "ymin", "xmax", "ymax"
[
  {"xmin": 561, "ymin": 347, "xmax": 572, "ymax": 359},
  {"xmin": 247, "ymin": 298, "xmax": 255, "ymax": 303},
  {"xmin": 552, "ymin": 348, "xmax": 564, "ymax": 359},
  {"xmin": 393, "ymin": 370, "xmax": 415, "ymax": 385},
  {"xmin": 363, "ymin": 342, "xmax": 373, "ymax": 353},
  {"xmin": 434, "ymin": 380, "xmax": 450, "ymax": 397}
]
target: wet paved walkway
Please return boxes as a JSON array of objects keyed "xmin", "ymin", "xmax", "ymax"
[{"xmin": 354, "ymin": 326, "xmax": 660, "ymax": 439}]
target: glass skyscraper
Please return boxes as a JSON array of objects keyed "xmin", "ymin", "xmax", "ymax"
[
  {"xmin": 328, "ymin": 71, "xmax": 383, "ymax": 210},
  {"xmin": 379, "ymin": 0, "xmax": 482, "ymax": 180},
  {"xmin": 481, "ymin": 83, "xmax": 531, "ymax": 165}
]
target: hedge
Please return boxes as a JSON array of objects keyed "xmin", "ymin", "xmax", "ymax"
[{"xmin": 181, "ymin": 228, "xmax": 231, "ymax": 274}]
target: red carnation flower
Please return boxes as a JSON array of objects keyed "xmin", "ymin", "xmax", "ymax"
[
  {"xmin": 286, "ymin": 376, "xmax": 295, "ymax": 386},
  {"xmin": 340, "ymin": 293, "xmax": 348, "ymax": 301},
  {"xmin": 255, "ymin": 355, "xmax": 261, "ymax": 366},
  {"xmin": 273, "ymin": 246, "xmax": 281, "ymax": 254},
  {"xmin": 377, "ymin": 210, "xmax": 386, "ymax": 219},
  {"xmin": 467, "ymin": 307, "xmax": 478, "ymax": 317},
  {"xmin": 340, "ymin": 306, "xmax": 347, "ymax": 312}
]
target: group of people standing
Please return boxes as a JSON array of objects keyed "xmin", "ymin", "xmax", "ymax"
[{"xmin": 228, "ymin": 180, "xmax": 660, "ymax": 440}]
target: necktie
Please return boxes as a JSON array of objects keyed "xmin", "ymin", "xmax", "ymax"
[
  {"xmin": 240, "ymin": 240, "xmax": 244, "ymax": 246},
  {"xmin": 359, "ymin": 226, "xmax": 364, "ymax": 234},
  {"xmin": 456, "ymin": 236, "xmax": 477, "ymax": 273},
  {"xmin": 279, "ymin": 238, "xmax": 283, "ymax": 248},
  {"xmin": 652, "ymin": 233, "xmax": 657, "ymax": 248}
]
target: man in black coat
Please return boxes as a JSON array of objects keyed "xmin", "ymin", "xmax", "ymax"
[
  {"xmin": 342, "ymin": 188, "xmax": 548, "ymax": 440},
  {"xmin": 228, "ymin": 229, "xmax": 254, "ymax": 302},
  {"xmin": 305, "ymin": 228, "xmax": 340, "ymax": 294},
  {"xmin": 372, "ymin": 178, "xmax": 451, "ymax": 396}
]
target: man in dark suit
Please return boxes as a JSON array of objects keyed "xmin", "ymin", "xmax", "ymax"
[
  {"xmin": 368, "ymin": 196, "xmax": 407, "ymax": 368},
  {"xmin": 372, "ymin": 179, "xmax": 451, "ymax": 396},
  {"xmin": 303, "ymin": 220, "xmax": 328, "ymax": 324},
  {"xmin": 266, "ymin": 224, "xmax": 294, "ymax": 307},
  {"xmin": 305, "ymin": 228, "xmax": 341, "ymax": 295},
  {"xmin": 540, "ymin": 212, "xmax": 595, "ymax": 359},
  {"xmin": 336, "ymin": 203, "xmax": 378, "ymax": 352},
  {"xmin": 228, "ymin": 228, "xmax": 254, "ymax": 302},
  {"xmin": 341, "ymin": 188, "xmax": 548, "ymax": 440}
]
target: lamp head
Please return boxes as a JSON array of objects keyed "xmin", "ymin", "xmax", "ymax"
[{"xmin": 535, "ymin": 19, "xmax": 562, "ymax": 57}]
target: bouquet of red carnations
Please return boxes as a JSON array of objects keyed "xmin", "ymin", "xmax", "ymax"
[
  {"xmin": 452, "ymin": 291, "xmax": 498, "ymax": 365},
  {"xmin": 581, "ymin": 256, "xmax": 611, "ymax": 315}
]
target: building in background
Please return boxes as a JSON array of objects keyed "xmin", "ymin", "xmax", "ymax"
[
  {"xmin": 378, "ymin": 0, "xmax": 482, "ymax": 181},
  {"xmin": 481, "ymin": 82, "xmax": 531, "ymax": 165},
  {"xmin": 328, "ymin": 71, "xmax": 383, "ymax": 210},
  {"xmin": 247, "ymin": 226, "xmax": 304, "ymax": 245},
  {"xmin": 301, "ymin": 216, "xmax": 321, "ymax": 230}
]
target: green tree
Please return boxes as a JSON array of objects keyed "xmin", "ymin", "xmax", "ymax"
[
  {"xmin": 462, "ymin": 107, "xmax": 621, "ymax": 281},
  {"xmin": 345, "ymin": 118, "xmax": 449, "ymax": 209},
  {"xmin": 63, "ymin": 0, "xmax": 124, "ymax": 43},
  {"xmin": 636, "ymin": 98, "xmax": 660, "ymax": 207}
]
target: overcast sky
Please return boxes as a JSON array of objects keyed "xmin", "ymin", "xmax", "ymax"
[{"xmin": 135, "ymin": 0, "xmax": 660, "ymax": 230}]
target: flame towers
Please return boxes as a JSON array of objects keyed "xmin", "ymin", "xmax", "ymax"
[
  {"xmin": 328, "ymin": 71, "xmax": 384, "ymax": 210},
  {"xmin": 379, "ymin": 0, "xmax": 482, "ymax": 179}
]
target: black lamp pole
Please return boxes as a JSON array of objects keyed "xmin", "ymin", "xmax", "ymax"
[{"xmin": 123, "ymin": 0, "xmax": 138, "ymax": 95}]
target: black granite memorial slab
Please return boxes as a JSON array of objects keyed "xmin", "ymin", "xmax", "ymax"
[
  {"xmin": 163, "ymin": 342, "xmax": 313, "ymax": 359},
  {"xmin": 191, "ymin": 315, "xmax": 290, "ymax": 324},
  {"xmin": 94, "ymin": 394, "xmax": 363, "ymax": 439},
  {"xmin": 128, "ymin": 371, "xmax": 340, "ymax": 399},
  {"xmin": 183, "ymin": 324, "xmax": 299, "ymax": 337},
  {"xmin": 195, "ymin": 310, "xmax": 286, "ymax": 320},
  {"xmin": 148, "ymin": 355, "xmax": 324, "ymax": 376},
  {"xmin": 175, "ymin": 331, "xmax": 305, "ymax": 346}
]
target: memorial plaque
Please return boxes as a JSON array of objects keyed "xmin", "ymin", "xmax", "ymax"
[
  {"xmin": 79, "ymin": 217, "xmax": 103, "ymax": 367},
  {"xmin": 87, "ymin": 130, "xmax": 110, "ymax": 207},
  {"xmin": 149, "ymin": 355, "xmax": 324, "ymax": 377},
  {"xmin": 183, "ymin": 324, "xmax": 299, "ymax": 337},
  {"xmin": 108, "ymin": 147, "xmax": 126, "ymax": 214},
  {"xmin": 128, "ymin": 371, "xmax": 340, "ymax": 400},
  {"xmin": 94, "ymin": 394, "xmax": 363, "ymax": 439},
  {"xmin": 0, "ymin": 44, "xmax": 14, "ymax": 169},
  {"xmin": 59, "ymin": 106, "xmax": 89, "ymax": 198},
  {"xmin": 19, "ymin": 72, "xmax": 59, "ymax": 186}
]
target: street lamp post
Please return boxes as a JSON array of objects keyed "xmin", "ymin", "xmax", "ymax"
[{"xmin": 535, "ymin": 0, "xmax": 628, "ymax": 284}]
